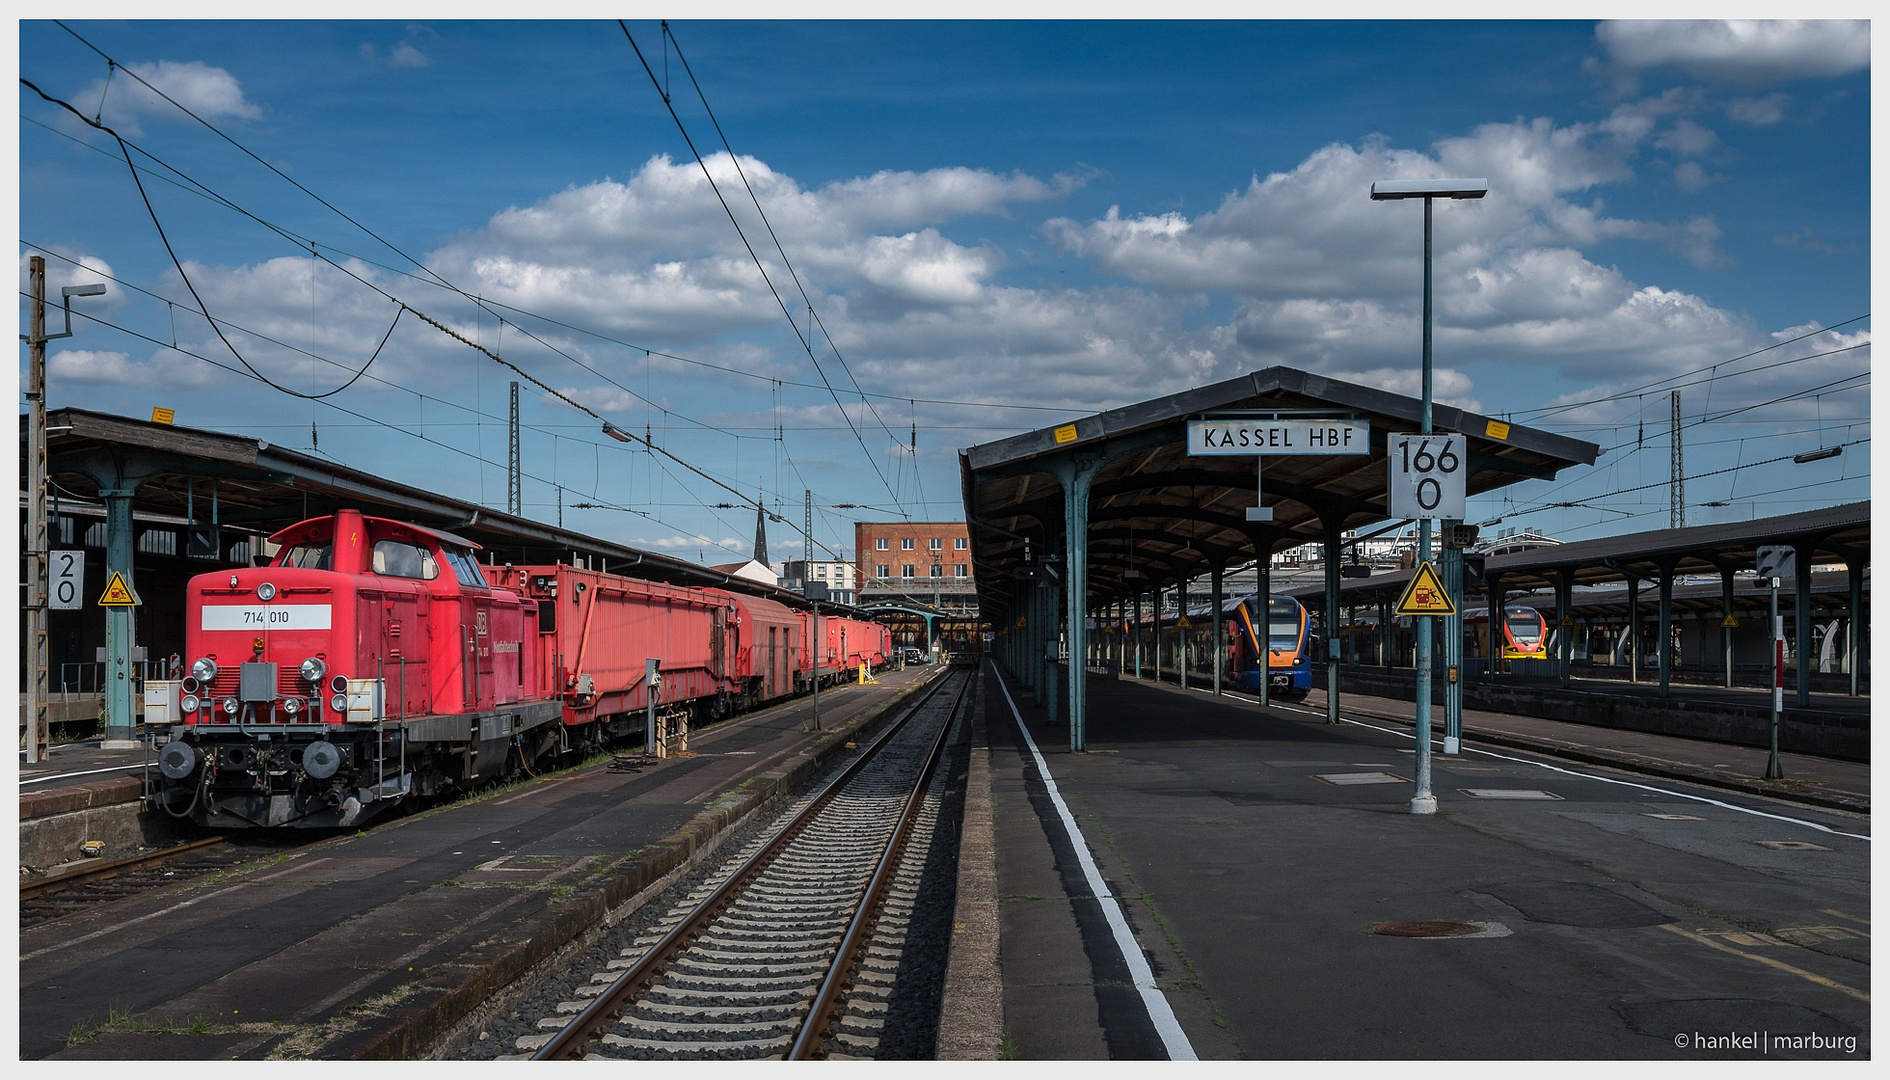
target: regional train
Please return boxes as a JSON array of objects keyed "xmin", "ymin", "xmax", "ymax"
[
  {"xmin": 152, "ymin": 510, "xmax": 889, "ymax": 829},
  {"xmin": 1142, "ymin": 593, "xmax": 1315, "ymax": 697},
  {"xmin": 1463, "ymin": 605, "xmax": 1551, "ymax": 663}
]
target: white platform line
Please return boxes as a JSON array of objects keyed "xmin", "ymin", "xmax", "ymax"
[
  {"xmin": 1251, "ymin": 696, "xmax": 1869, "ymax": 843},
  {"xmin": 989, "ymin": 663, "xmax": 1197, "ymax": 1061}
]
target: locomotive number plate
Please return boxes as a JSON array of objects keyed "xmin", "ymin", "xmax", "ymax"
[{"xmin": 201, "ymin": 604, "xmax": 333, "ymax": 630}]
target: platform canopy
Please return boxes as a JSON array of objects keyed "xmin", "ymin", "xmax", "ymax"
[
  {"xmin": 960, "ymin": 366, "xmax": 1599, "ymax": 622},
  {"xmin": 32, "ymin": 407, "xmax": 843, "ymax": 608}
]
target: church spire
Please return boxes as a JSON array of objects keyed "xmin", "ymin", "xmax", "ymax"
[{"xmin": 753, "ymin": 492, "xmax": 769, "ymax": 568}]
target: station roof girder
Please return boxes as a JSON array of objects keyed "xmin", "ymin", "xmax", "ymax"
[{"xmin": 961, "ymin": 366, "xmax": 1599, "ymax": 621}]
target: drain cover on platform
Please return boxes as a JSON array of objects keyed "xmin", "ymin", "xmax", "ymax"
[
  {"xmin": 1314, "ymin": 771, "xmax": 1409, "ymax": 786},
  {"xmin": 1753, "ymin": 840, "xmax": 1833, "ymax": 851},
  {"xmin": 1461, "ymin": 788, "xmax": 1562, "ymax": 799},
  {"xmin": 1372, "ymin": 921, "xmax": 1480, "ymax": 938}
]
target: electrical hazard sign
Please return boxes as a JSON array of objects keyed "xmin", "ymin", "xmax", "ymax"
[
  {"xmin": 98, "ymin": 571, "xmax": 141, "ymax": 607},
  {"xmin": 1394, "ymin": 561, "xmax": 1456, "ymax": 617}
]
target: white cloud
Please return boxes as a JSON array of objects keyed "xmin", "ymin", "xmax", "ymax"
[
  {"xmin": 1726, "ymin": 94, "xmax": 1789, "ymax": 125},
  {"xmin": 135, "ymin": 120, "xmax": 1825, "ymax": 448},
  {"xmin": 390, "ymin": 43, "xmax": 433, "ymax": 68},
  {"xmin": 81, "ymin": 60, "xmax": 262, "ymax": 136},
  {"xmin": 1596, "ymin": 20, "xmax": 1870, "ymax": 86},
  {"xmin": 1655, "ymin": 119, "xmax": 1719, "ymax": 157},
  {"xmin": 1673, "ymin": 162, "xmax": 1714, "ymax": 194},
  {"xmin": 49, "ymin": 347, "xmax": 219, "ymax": 389}
]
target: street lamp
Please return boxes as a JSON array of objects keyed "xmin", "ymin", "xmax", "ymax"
[{"xmin": 1370, "ymin": 177, "xmax": 1486, "ymax": 816}]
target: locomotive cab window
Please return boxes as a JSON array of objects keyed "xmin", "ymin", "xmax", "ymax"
[
  {"xmin": 371, "ymin": 539, "xmax": 438, "ymax": 580},
  {"xmin": 278, "ymin": 542, "xmax": 332, "ymax": 570},
  {"xmin": 441, "ymin": 548, "xmax": 489, "ymax": 588}
]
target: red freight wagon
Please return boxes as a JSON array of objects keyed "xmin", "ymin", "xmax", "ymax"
[
  {"xmin": 730, "ymin": 592, "xmax": 804, "ymax": 705},
  {"xmin": 496, "ymin": 565, "xmax": 736, "ymax": 752},
  {"xmin": 154, "ymin": 510, "xmax": 561, "ymax": 828}
]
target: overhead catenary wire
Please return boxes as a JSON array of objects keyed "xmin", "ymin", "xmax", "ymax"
[
  {"xmin": 20, "ymin": 82, "xmax": 840, "ymax": 561},
  {"xmin": 660, "ymin": 20, "xmax": 925, "ymax": 515},
  {"xmin": 16, "ymin": 101, "xmax": 1092, "ymax": 418},
  {"xmin": 617, "ymin": 21, "xmax": 908, "ymax": 518}
]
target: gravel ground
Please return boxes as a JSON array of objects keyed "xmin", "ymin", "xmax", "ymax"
[{"xmin": 458, "ymin": 703, "xmax": 972, "ymax": 1060}]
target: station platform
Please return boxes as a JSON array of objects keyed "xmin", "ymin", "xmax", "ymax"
[
  {"xmin": 20, "ymin": 665, "xmax": 939, "ymax": 1060},
  {"xmin": 964, "ymin": 662, "xmax": 1869, "ymax": 1060}
]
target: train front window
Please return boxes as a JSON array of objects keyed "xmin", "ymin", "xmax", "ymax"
[
  {"xmin": 1265, "ymin": 598, "xmax": 1302, "ymax": 651},
  {"xmin": 1506, "ymin": 611, "xmax": 1542, "ymax": 643},
  {"xmin": 279, "ymin": 543, "xmax": 331, "ymax": 570}
]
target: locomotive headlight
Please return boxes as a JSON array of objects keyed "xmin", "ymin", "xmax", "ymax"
[
  {"xmin": 330, "ymin": 693, "xmax": 348, "ymax": 713},
  {"xmin": 191, "ymin": 657, "xmax": 218, "ymax": 683},
  {"xmin": 257, "ymin": 581, "xmax": 277, "ymax": 602},
  {"xmin": 181, "ymin": 675, "xmax": 201, "ymax": 695},
  {"xmin": 300, "ymin": 657, "xmax": 326, "ymax": 684},
  {"xmin": 282, "ymin": 697, "xmax": 302, "ymax": 716},
  {"xmin": 181, "ymin": 695, "xmax": 202, "ymax": 714},
  {"xmin": 221, "ymin": 697, "xmax": 239, "ymax": 715}
]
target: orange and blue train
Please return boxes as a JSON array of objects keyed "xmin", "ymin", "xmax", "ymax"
[{"xmin": 1151, "ymin": 593, "xmax": 1315, "ymax": 697}]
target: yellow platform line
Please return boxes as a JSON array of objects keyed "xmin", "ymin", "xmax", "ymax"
[{"xmin": 1661, "ymin": 923, "xmax": 1868, "ymax": 1003}]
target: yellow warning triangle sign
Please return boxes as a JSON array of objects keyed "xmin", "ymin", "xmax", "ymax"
[
  {"xmin": 98, "ymin": 571, "xmax": 141, "ymax": 606},
  {"xmin": 1394, "ymin": 561, "xmax": 1456, "ymax": 617}
]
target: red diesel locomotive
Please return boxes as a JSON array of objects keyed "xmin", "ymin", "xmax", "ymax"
[{"xmin": 154, "ymin": 510, "xmax": 889, "ymax": 828}]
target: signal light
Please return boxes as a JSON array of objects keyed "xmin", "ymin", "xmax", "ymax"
[{"xmin": 330, "ymin": 693, "xmax": 348, "ymax": 713}]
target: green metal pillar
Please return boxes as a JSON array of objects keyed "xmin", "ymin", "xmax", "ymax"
[
  {"xmin": 1848, "ymin": 560, "xmax": 1863, "ymax": 697},
  {"xmin": 1626, "ymin": 574, "xmax": 1640, "ymax": 682},
  {"xmin": 1043, "ymin": 579, "xmax": 1059, "ymax": 725},
  {"xmin": 1439, "ymin": 543, "xmax": 1463, "ymax": 752},
  {"xmin": 1178, "ymin": 576, "xmax": 1189, "ymax": 691},
  {"xmin": 1794, "ymin": 540, "xmax": 1815, "ymax": 707},
  {"xmin": 1557, "ymin": 570, "xmax": 1575, "ymax": 689},
  {"xmin": 1211, "ymin": 565, "xmax": 1224, "ymax": 695},
  {"xmin": 1323, "ymin": 514, "xmax": 1342, "ymax": 723},
  {"xmin": 1256, "ymin": 553, "xmax": 1272, "ymax": 709},
  {"xmin": 1721, "ymin": 567, "xmax": 1736, "ymax": 688},
  {"xmin": 1054, "ymin": 456, "xmax": 1104, "ymax": 750},
  {"xmin": 1153, "ymin": 583, "xmax": 1163, "ymax": 680},
  {"xmin": 1657, "ymin": 561, "xmax": 1676, "ymax": 697},
  {"xmin": 101, "ymin": 488, "xmax": 141, "ymax": 748}
]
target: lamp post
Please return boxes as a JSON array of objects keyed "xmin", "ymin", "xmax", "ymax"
[
  {"xmin": 21, "ymin": 258, "xmax": 106, "ymax": 763},
  {"xmin": 1370, "ymin": 177, "xmax": 1487, "ymax": 816}
]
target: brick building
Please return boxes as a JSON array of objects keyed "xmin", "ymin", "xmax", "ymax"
[{"xmin": 854, "ymin": 521, "xmax": 975, "ymax": 614}]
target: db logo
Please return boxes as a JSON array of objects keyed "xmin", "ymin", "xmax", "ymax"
[{"xmin": 475, "ymin": 610, "xmax": 488, "ymax": 634}]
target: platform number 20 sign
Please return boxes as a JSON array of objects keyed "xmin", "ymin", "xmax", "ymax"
[
  {"xmin": 1388, "ymin": 434, "xmax": 1467, "ymax": 520},
  {"xmin": 50, "ymin": 550, "xmax": 85, "ymax": 611}
]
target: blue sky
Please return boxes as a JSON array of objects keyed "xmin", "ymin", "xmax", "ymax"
[{"xmin": 17, "ymin": 18, "xmax": 1871, "ymax": 563}]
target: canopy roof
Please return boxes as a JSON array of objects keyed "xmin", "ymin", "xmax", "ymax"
[{"xmin": 961, "ymin": 366, "xmax": 1600, "ymax": 621}]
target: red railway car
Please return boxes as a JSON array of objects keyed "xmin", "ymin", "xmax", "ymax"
[{"xmin": 153, "ymin": 511, "xmax": 891, "ymax": 830}]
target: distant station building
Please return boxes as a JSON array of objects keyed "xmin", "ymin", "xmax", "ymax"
[
  {"xmin": 854, "ymin": 521, "xmax": 977, "ymax": 617},
  {"xmin": 779, "ymin": 559, "xmax": 857, "ymax": 605}
]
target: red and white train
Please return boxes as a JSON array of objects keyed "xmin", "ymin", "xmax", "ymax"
[{"xmin": 154, "ymin": 509, "xmax": 889, "ymax": 828}]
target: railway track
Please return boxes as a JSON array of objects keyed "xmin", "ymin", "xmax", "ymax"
[
  {"xmin": 18, "ymin": 834, "xmax": 319, "ymax": 929},
  {"xmin": 518, "ymin": 667, "xmax": 971, "ymax": 1060}
]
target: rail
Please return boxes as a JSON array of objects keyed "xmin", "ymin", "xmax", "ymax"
[{"xmin": 532, "ymin": 667, "xmax": 966, "ymax": 1060}]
